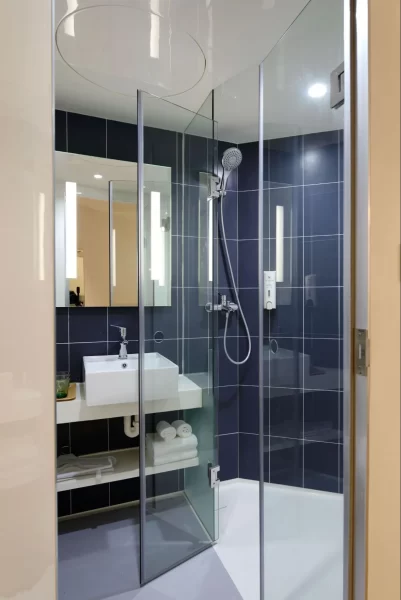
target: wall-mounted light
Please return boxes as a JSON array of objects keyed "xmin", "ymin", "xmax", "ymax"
[
  {"xmin": 150, "ymin": 191, "xmax": 165, "ymax": 285},
  {"xmin": 308, "ymin": 83, "xmax": 327, "ymax": 98},
  {"xmin": 112, "ymin": 229, "xmax": 116, "ymax": 287},
  {"xmin": 150, "ymin": 0, "xmax": 160, "ymax": 59},
  {"xmin": 276, "ymin": 205, "xmax": 284, "ymax": 283},
  {"xmin": 65, "ymin": 181, "xmax": 77, "ymax": 279},
  {"xmin": 208, "ymin": 197, "xmax": 213, "ymax": 282}
]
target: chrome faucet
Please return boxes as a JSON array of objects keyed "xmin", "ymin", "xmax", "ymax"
[
  {"xmin": 110, "ymin": 325, "xmax": 128, "ymax": 359},
  {"xmin": 205, "ymin": 293, "xmax": 238, "ymax": 313}
]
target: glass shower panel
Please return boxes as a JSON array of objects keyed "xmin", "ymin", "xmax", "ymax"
[
  {"xmin": 262, "ymin": 0, "xmax": 345, "ymax": 598},
  {"xmin": 139, "ymin": 93, "xmax": 218, "ymax": 584}
]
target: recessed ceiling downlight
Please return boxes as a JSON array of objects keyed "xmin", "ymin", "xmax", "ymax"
[
  {"xmin": 94, "ymin": 174, "xmax": 103, "ymax": 179},
  {"xmin": 56, "ymin": 5, "xmax": 206, "ymax": 98},
  {"xmin": 308, "ymin": 83, "xmax": 327, "ymax": 98}
]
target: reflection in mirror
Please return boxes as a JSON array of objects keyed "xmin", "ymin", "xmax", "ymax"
[{"xmin": 55, "ymin": 152, "xmax": 171, "ymax": 307}]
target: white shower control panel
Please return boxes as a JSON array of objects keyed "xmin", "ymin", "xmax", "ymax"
[{"xmin": 264, "ymin": 271, "xmax": 276, "ymax": 310}]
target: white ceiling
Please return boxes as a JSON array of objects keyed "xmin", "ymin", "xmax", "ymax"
[{"xmin": 55, "ymin": 0, "xmax": 344, "ymax": 143}]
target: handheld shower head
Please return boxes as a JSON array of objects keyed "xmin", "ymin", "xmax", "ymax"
[{"xmin": 221, "ymin": 147, "xmax": 242, "ymax": 172}]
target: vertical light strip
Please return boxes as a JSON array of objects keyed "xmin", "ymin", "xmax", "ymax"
[
  {"xmin": 38, "ymin": 193, "xmax": 45, "ymax": 281},
  {"xmin": 208, "ymin": 197, "xmax": 213, "ymax": 282},
  {"xmin": 159, "ymin": 227, "xmax": 165, "ymax": 287},
  {"xmin": 275, "ymin": 205, "xmax": 284, "ymax": 282},
  {"xmin": 65, "ymin": 181, "xmax": 77, "ymax": 278},
  {"xmin": 150, "ymin": 1, "xmax": 160, "ymax": 59},
  {"xmin": 112, "ymin": 228, "xmax": 116, "ymax": 287},
  {"xmin": 150, "ymin": 191, "xmax": 161, "ymax": 280}
]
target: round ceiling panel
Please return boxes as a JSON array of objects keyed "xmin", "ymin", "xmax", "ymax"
[{"xmin": 56, "ymin": 5, "xmax": 206, "ymax": 98}]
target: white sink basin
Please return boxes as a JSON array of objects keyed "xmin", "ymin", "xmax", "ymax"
[{"xmin": 83, "ymin": 353, "xmax": 179, "ymax": 407}]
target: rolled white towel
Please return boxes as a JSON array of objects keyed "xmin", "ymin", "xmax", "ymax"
[
  {"xmin": 149, "ymin": 449, "xmax": 198, "ymax": 467},
  {"xmin": 156, "ymin": 421, "xmax": 176, "ymax": 442},
  {"xmin": 146, "ymin": 433, "xmax": 198, "ymax": 459},
  {"xmin": 172, "ymin": 420, "xmax": 192, "ymax": 438}
]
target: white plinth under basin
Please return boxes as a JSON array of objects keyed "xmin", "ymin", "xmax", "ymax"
[{"xmin": 84, "ymin": 352, "xmax": 179, "ymax": 407}]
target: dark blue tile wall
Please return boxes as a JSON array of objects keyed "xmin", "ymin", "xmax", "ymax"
[
  {"xmin": 237, "ymin": 130, "xmax": 343, "ymax": 494},
  {"xmin": 55, "ymin": 111, "xmax": 240, "ymax": 513}
]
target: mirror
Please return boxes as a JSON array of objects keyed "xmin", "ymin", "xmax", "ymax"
[{"xmin": 55, "ymin": 152, "xmax": 172, "ymax": 307}]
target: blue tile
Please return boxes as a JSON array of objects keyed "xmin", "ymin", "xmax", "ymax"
[
  {"xmin": 56, "ymin": 308, "xmax": 69, "ymax": 343},
  {"xmin": 145, "ymin": 288, "xmax": 180, "ymax": 340},
  {"xmin": 239, "ymin": 386, "xmax": 259, "ymax": 434},
  {"xmin": 57, "ymin": 423, "xmax": 70, "ymax": 455},
  {"xmin": 70, "ymin": 342, "xmax": 107, "ymax": 383},
  {"xmin": 55, "ymin": 110, "xmax": 67, "ymax": 152},
  {"xmin": 217, "ymin": 386, "xmax": 238, "ymax": 435},
  {"xmin": 184, "ymin": 288, "xmax": 210, "ymax": 339},
  {"xmin": 184, "ymin": 133, "xmax": 209, "ymax": 186},
  {"xmin": 171, "ymin": 235, "xmax": 182, "ymax": 288},
  {"xmin": 71, "ymin": 419, "xmax": 108, "ymax": 456},
  {"xmin": 239, "ymin": 289, "xmax": 259, "ymax": 337},
  {"xmin": 304, "ymin": 390, "xmax": 340, "ymax": 443},
  {"xmin": 110, "ymin": 479, "xmax": 140, "ymax": 505},
  {"xmin": 57, "ymin": 491, "xmax": 71, "ymax": 518},
  {"xmin": 339, "ymin": 444, "xmax": 343, "ymax": 492},
  {"xmin": 238, "ymin": 190, "xmax": 257, "ymax": 240},
  {"xmin": 239, "ymin": 433, "xmax": 260, "ymax": 481},
  {"xmin": 304, "ymin": 441, "xmax": 339, "ymax": 493},
  {"xmin": 69, "ymin": 307, "xmax": 107, "ymax": 343},
  {"xmin": 146, "ymin": 472, "xmax": 179, "ymax": 497},
  {"xmin": 303, "ymin": 131, "xmax": 339, "ymax": 185},
  {"xmin": 71, "ymin": 483, "xmax": 110, "ymax": 514},
  {"xmin": 108, "ymin": 307, "xmax": 139, "ymax": 341},
  {"xmin": 269, "ymin": 387, "xmax": 302, "ymax": 439},
  {"xmin": 182, "ymin": 184, "xmax": 200, "ymax": 238},
  {"xmin": 268, "ymin": 436, "xmax": 303, "ymax": 487},
  {"xmin": 238, "ymin": 240, "xmax": 258, "ymax": 288},
  {"xmin": 171, "ymin": 184, "xmax": 183, "ymax": 236},
  {"xmin": 339, "ymin": 182, "xmax": 344, "ymax": 234},
  {"xmin": 339, "ymin": 130, "xmax": 344, "ymax": 182},
  {"xmin": 56, "ymin": 344, "xmax": 69, "ymax": 374},
  {"xmin": 238, "ymin": 141, "xmax": 258, "ymax": 191},
  {"xmin": 270, "ymin": 287, "xmax": 303, "ymax": 338},
  {"xmin": 304, "ymin": 183, "xmax": 340, "ymax": 236},
  {"xmin": 304, "ymin": 287, "xmax": 340, "ymax": 339},
  {"xmin": 264, "ymin": 338, "xmax": 303, "ymax": 389},
  {"xmin": 217, "ymin": 238, "xmax": 238, "ymax": 290},
  {"xmin": 304, "ymin": 338, "xmax": 341, "ymax": 391},
  {"xmin": 267, "ymin": 185, "xmax": 303, "ymax": 238},
  {"xmin": 304, "ymin": 235, "xmax": 340, "ymax": 287},
  {"xmin": 217, "ymin": 337, "xmax": 238, "ymax": 387},
  {"xmin": 220, "ymin": 190, "xmax": 238, "ymax": 240},
  {"xmin": 147, "ymin": 127, "xmax": 181, "ymax": 183},
  {"xmin": 67, "ymin": 112, "xmax": 106, "ymax": 158},
  {"xmin": 268, "ymin": 135, "xmax": 303, "ymax": 186},
  {"xmin": 183, "ymin": 237, "xmax": 199, "ymax": 288},
  {"xmin": 184, "ymin": 337, "xmax": 209, "ymax": 376},
  {"xmin": 218, "ymin": 434, "xmax": 238, "ymax": 481},
  {"xmin": 239, "ymin": 337, "xmax": 258, "ymax": 385},
  {"xmin": 106, "ymin": 119, "xmax": 137, "ymax": 162}
]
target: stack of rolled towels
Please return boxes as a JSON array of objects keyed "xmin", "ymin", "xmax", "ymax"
[{"xmin": 146, "ymin": 420, "xmax": 198, "ymax": 466}]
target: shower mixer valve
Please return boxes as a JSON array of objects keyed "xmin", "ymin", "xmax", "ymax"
[{"xmin": 205, "ymin": 294, "xmax": 238, "ymax": 313}]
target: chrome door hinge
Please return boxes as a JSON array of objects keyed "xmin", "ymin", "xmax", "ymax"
[
  {"xmin": 208, "ymin": 464, "xmax": 220, "ymax": 489},
  {"xmin": 355, "ymin": 328, "xmax": 369, "ymax": 376}
]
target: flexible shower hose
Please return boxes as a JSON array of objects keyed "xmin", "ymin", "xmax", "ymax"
[{"xmin": 219, "ymin": 183, "xmax": 252, "ymax": 365}]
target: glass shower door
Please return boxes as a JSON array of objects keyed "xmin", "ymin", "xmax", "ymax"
[
  {"xmin": 137, "ymin": 91, "xmax": 218, "ymax": 584},
  {"xmin": 261, "ymin": 0, "xmax": 346, "ymax": 598}
]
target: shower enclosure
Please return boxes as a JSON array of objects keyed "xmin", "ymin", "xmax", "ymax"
[
  {"xmin": 133, "ymin": 0, "xmax": 349, "ymax": 596},
  {"xmin": 56, "ymin": 0, "xmax": 351, "ymax": 598}
]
